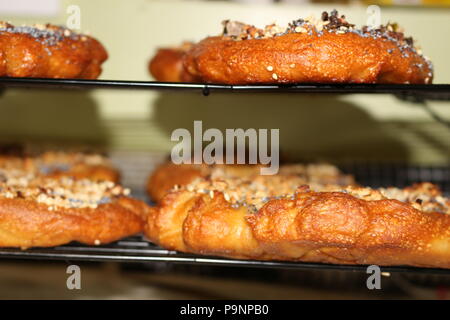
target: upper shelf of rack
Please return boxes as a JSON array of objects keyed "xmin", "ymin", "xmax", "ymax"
[{"xmin": 0, "ymin": 78, "xmax": 449, "ymax": 101}]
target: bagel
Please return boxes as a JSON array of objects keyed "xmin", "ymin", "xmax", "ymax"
[
  {"xmin": 0, "ymin": 22, "xmax": 107, "ymax": 79},
  {"xmin": 0, "ymin": 175, "xmax": 150, "ymax": 248},
  {"xmin": 149, "ymin": 42, "xmax": 199, "ymax": 82},
  {"xmin": 146, "ymin": 177, "xmax": 450, "ymax": 268},
  {"xmin": 0, "ymin": 151, "xmax": 120, "ymax": 183},
  {"xmin": 183, "ymin": 10, "xmax": 433, "ymax": 84},
  {"xmin": 147, "ymin": 162, "xmax": 355, "ymax": 203}
]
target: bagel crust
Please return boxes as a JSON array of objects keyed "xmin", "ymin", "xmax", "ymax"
[
  {"xmin": 0, "ymin": 22, "xmax": 107, "ymax": 79},
  {"xmin": 0, "ymin": 151, "xmax": 120, "ymax": 183},
  {"xmin": 183, "ymin": 11, "xmax": 433, "ymax": 84},
  {"xmin": 149, "ymin": 43, "xmax": 199, "ymax": 82},
  {"xmin": 147, "ymin": 162, "xmax": 355, "ymax": 203},
  {"xmin": 0, "ymin": 176, "xmax": 150, "ymax": 248},
  {"xmin": 146, "ymin": 178, "xmax": 450, "ymax": 269},
  {"xmin": 0, "ymin": 196, "xmax": 147, "ymax": 248}
]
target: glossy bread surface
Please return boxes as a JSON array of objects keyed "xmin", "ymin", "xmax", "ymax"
[{"xmin": 0, "ymin": 23, "xmax": 107, "ymax": 79}]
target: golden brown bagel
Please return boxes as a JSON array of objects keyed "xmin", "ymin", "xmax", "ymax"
[
  {"xmin": 146, "ymin": 178, "xmax": 450, "ymax": 268},
  {"xmin": 0, "ymin": 176, "xmax": 150, "ymax": 248},
  {"xmin": 0, "ymin": 151, "xmax": 120, "ymax": 183},
  {"xmin": 149, "ymin": 42, "xmax": 199, "ymax": 82},
  {"xmin": 147, "ymin": 162, "xmax": 355, "ymax": 203},
  {"xmin": 183, "ymin": 11, "xmax": 433, "ymax": 84},
  {"xmin": 0, "ymin": 22, "xmax": 107, "ymax": 79}
]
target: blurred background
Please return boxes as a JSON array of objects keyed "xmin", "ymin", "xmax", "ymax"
[
  {"xmin": 0, "ymin": 0, "xmax": 448, "ymax": 165},
  {"xmin": 0, "ymin": 0, "xmax": 449, "ymax": 299}
]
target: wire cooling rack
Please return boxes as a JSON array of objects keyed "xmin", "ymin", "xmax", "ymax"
[
  {"xmin": 0, "ymin": 235, "xmax": 449, "ymax": 274},
  {"xmin": 0, "ymin": 78, "xmax": 449, "ymax": 100},
  {"xmin": 0, "ymin": 163, "xmax": 448, "ymax": 274}
]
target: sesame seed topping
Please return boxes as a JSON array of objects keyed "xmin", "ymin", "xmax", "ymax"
[
  {"xmin": 0, "ymin": 173, "xmax": 129, "ymax": 210},
  {"xmin": 272, "ymin": 73, "xmax": 278, "ymax": 80},
  {"xmin": 219, "ymin": 10, "xmax": 427, "ymax": 65},
  {"xmin": 35, "ymin": 24, "xmax": 46, "ymax": 31},
  {"xmin": 295, "ymin": 26, "xmax": 307, "ymax": 33},
  {"xmin": 0, "ymin": 22, "xmax": 89, "ymax": 47},
  {"xmin": 178, "ymin": 166, "xmax": 448, "ymax": 215}
]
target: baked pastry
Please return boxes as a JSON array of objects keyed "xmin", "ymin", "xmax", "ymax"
[
  {"xmin": 147, "ymin": 162, "xmax": 355, "ymax": 203},
  {"xmin": 183, "ymin": 10, "xmax": 433, "ymax": 84},
  {"xmin": 0, "ymin": 22, "xmax": 107, "ymax": 79},
  {"xmin": 146, "ymin": 177, "xmax": 450, "ymax": 269},
  {"xmin": 0, "ymin": 151, "xmax": 119, "ymax": 182},
  {"xmin": 149, "ymin": 42, "xmax": 199, "ymax": 82},
  {"xmin": 0, "ymin": 173, "xmax": 150, "ymax": 248}
]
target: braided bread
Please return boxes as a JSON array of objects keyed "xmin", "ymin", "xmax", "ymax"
[{"xmin": 146, "ymin": 177, "xmax": 450, "ymax": 268}]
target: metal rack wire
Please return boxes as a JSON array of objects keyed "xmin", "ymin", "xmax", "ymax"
[
  {"xmin": 0, "ymin": 78, "xmax": 449, "ymax": 100},
  {"xmin": 0, "ymin": 234, "xmax": 448, "ymax": 274}
]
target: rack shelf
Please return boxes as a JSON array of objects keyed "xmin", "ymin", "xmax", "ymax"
[
  {"xmin": 0, "ymin": 83, "xmax": 448, "ymax": 274},
  {"xmin": 0, "ymin": 78, "xmax": 449, "ymax": 100},
  {"xmin": 0, "ymin": 164, "xmax": 448, "ymax": 274},
  {"xmin": 1, "ymin": 235, "xmax": 449, "ymax": 274}
]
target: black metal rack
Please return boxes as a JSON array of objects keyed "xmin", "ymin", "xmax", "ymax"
[
  {"xmin": 0, "ymin": 235, "xmax": 449, "ymax": 275},
  {"xmin": 0, "ymin": 79, "xmax": 448, "ymax": 274},
  {"xmin": 0, "ymin": 78, "xmax": 450, "ymax": 100}
]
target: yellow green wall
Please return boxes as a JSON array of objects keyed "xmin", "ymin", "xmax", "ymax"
[{"xmin": 1, "ymin": 0, "xmax": 449, "ymax": 164}]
